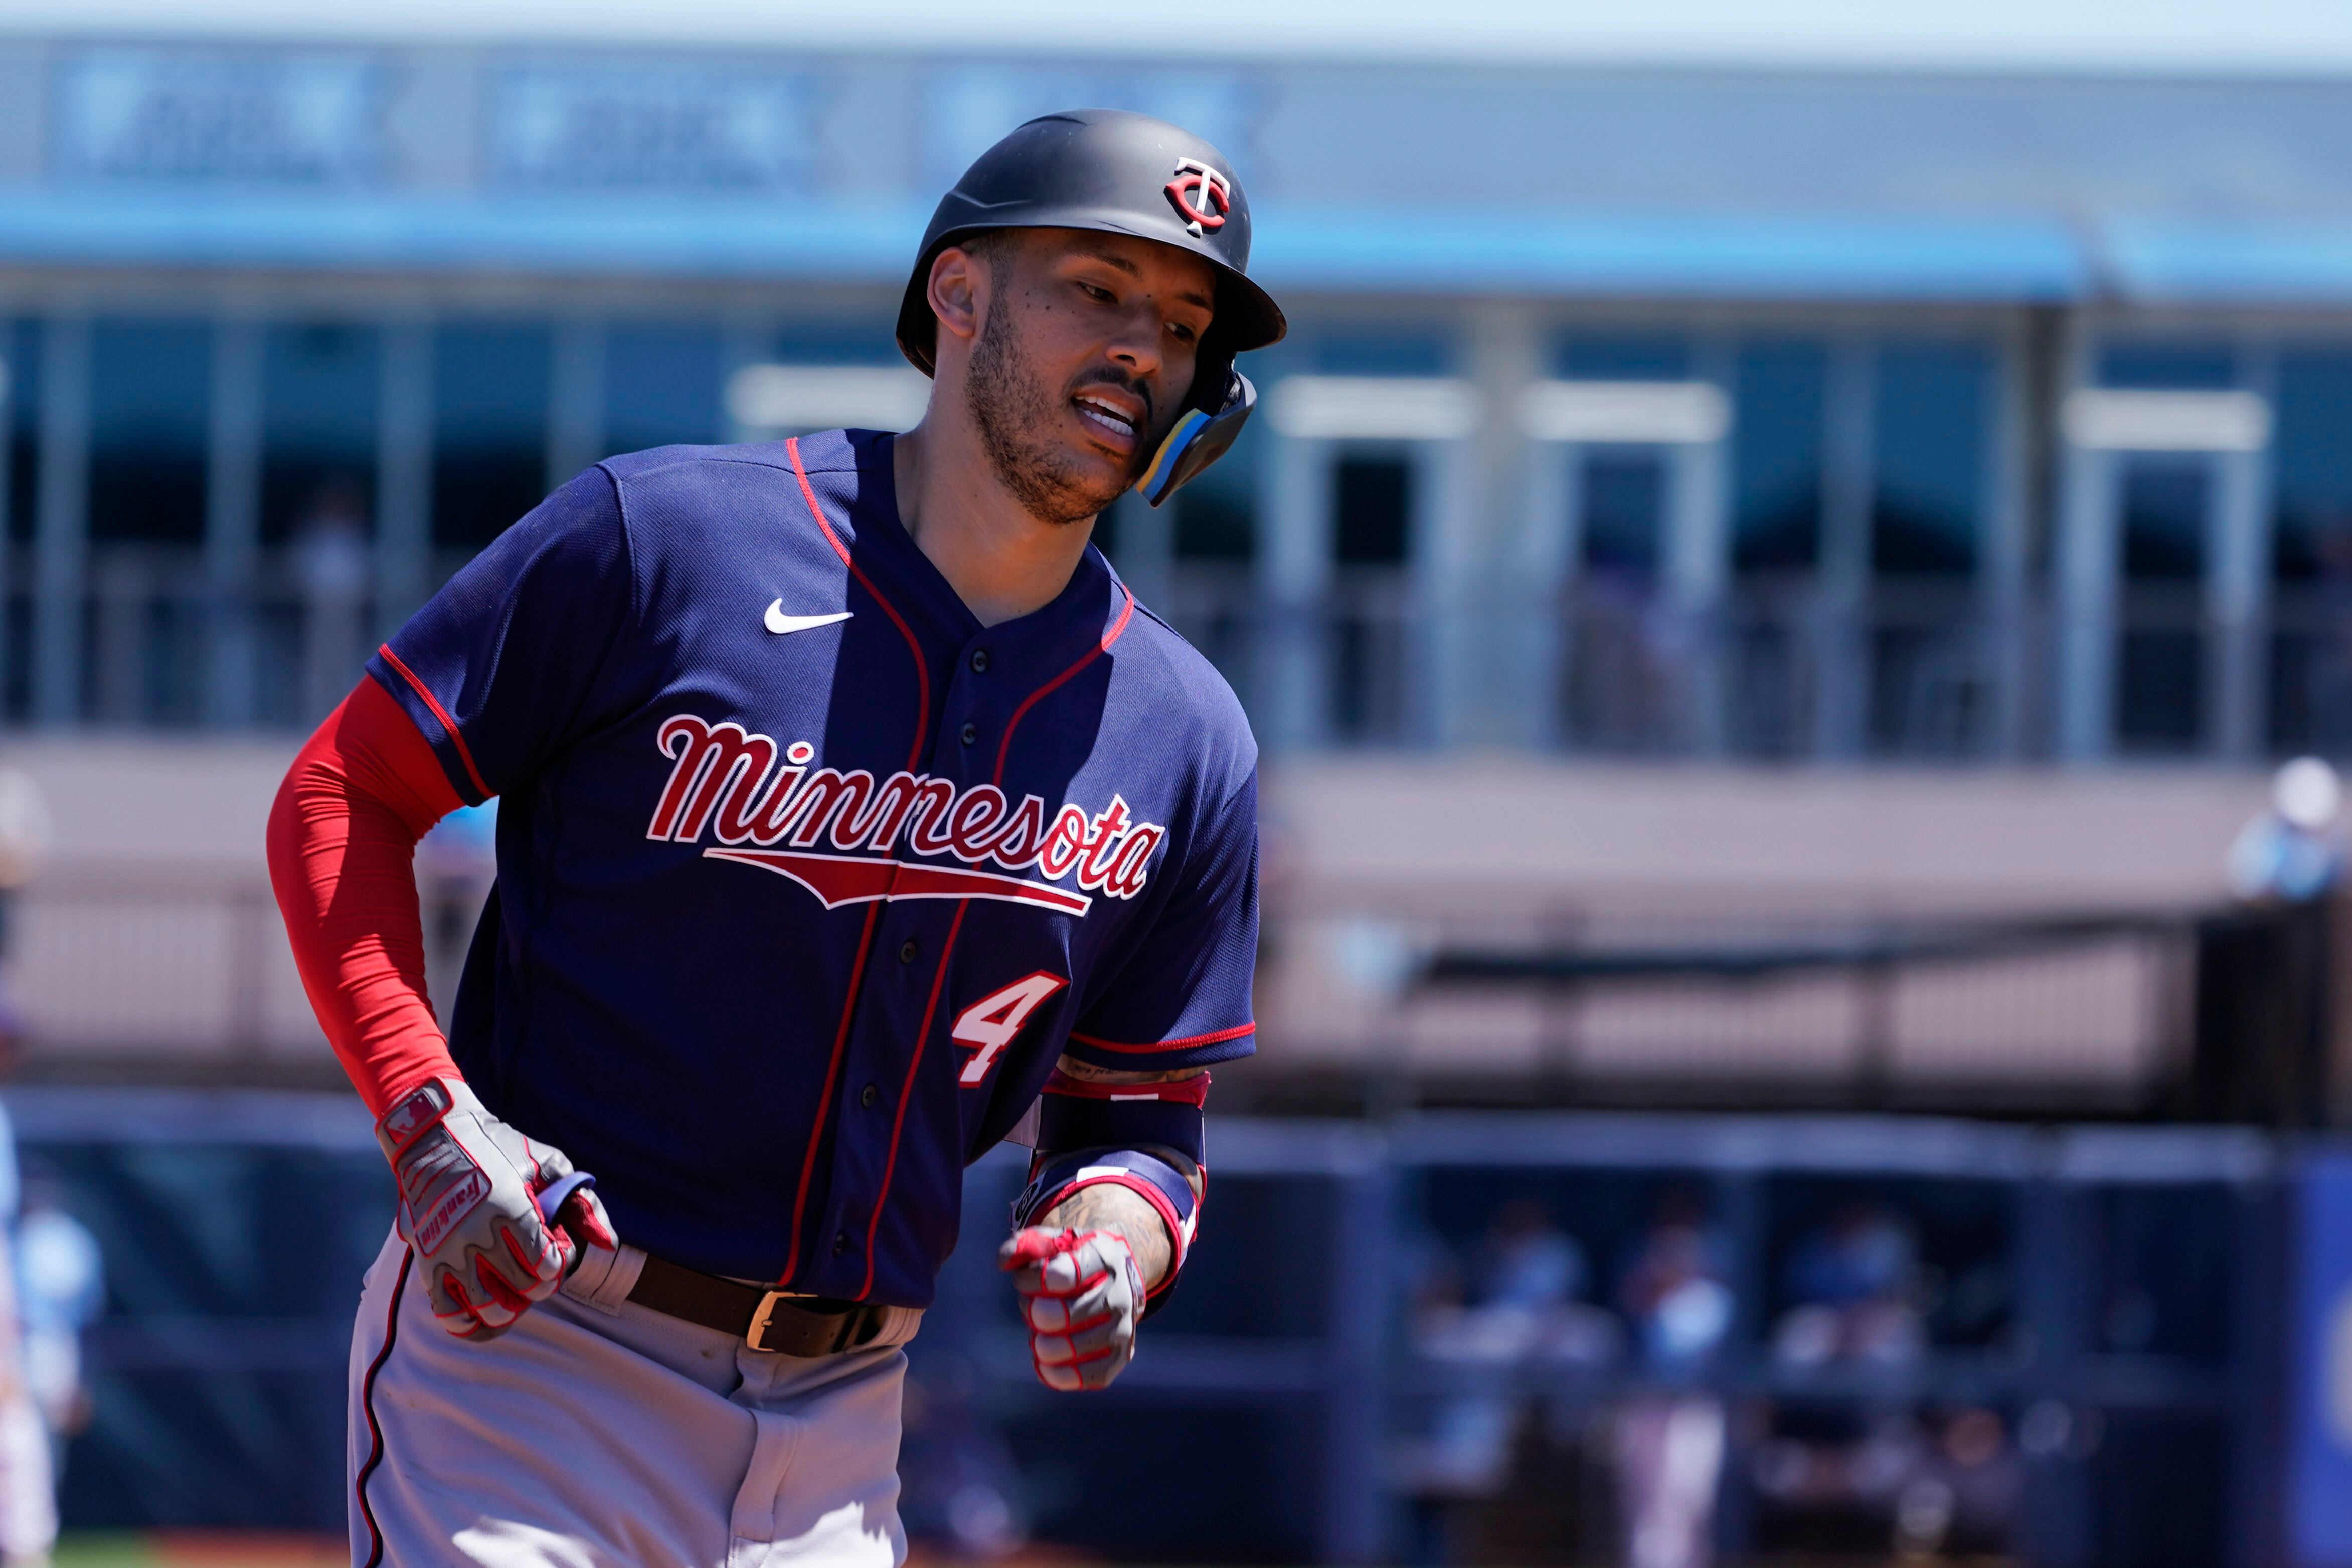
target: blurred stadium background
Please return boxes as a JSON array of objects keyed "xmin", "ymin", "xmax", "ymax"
[{"xmin": 1, "ymin": 3, "xmax": 2351, "ymax": 1564}]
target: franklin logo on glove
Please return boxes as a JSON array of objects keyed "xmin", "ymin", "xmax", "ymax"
[{"xmin": 411, "ymin": 1168, "xmax": 489, "ymax": 1257}]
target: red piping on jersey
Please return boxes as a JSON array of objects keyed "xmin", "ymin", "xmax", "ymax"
[
  {"xmin": 859, "ymin": 897, "xmax": 969, "ymax": 1299},
  {"xmin": 355, "ymin": 1244, "xmax": 413, "ymax": 1568},
  {"xmin": 787, "ymin": 436, "xmax": 932, "ymax": 772},
  {"xmin": 1066, "ymin": 1021, "xmax": 1257, "ymax": 1054},
  {"xmin": 992, "ymin": 585, "xmax": 1136, "ymax": 787},
  {"xmin": 776, "ymin": 902, "xmax": 883, "ymax": 1289},
  {"xmin": 375, "ymin": 643, "xmax": 492, "ymax": 801}
]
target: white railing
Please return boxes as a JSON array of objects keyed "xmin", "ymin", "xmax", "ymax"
[
  {"xmin": 0, "ymin": 868, "xmax": 2229, "ymax": 1119},
  {"xmin": 6, "ymin": 872, "xmax": 484, "ymax": 1073},
  {"xmin": 0, "ymin": 548, "xmax": 2334, "ymax": 764}
]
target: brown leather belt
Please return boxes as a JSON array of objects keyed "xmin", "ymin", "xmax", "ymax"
[{"xmin": 627, "ymin": 1253, "xmax": 891, "ymax": 1357}]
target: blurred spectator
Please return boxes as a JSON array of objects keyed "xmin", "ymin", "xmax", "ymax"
[
  {"xmin": 292, "ymin": 477, "xmax": 372, "ymax": 727},
  {"xmin": 2228, "ymin": 757, "xmax": 2345, "ymax": 903},
  {"xmin": 418, "ymin": 800, "xmax": 499, "ymax": 1024},
  {"xmin": 0, "ymin": 770, "xmax": 50, "ymax": 968},
  {"xmin": 1478, "ymin": 1199, "xmax": 1584, "ymax": 1312},
  {"xmin": 1752, "ymin": 1406, "xmax": 2021, "ymax": 1557},
  {"xmin": 2200, "ymin": 756, "xmax": 2343, "ymax": 1122},
  {"xmin": 1614, "ymin": 1191, "xmax": 1733, "ymax": 1568},
  {"xmin": 13, "ymin": 1170, "xmax": 99, "ymax": 1481},
  {"xmin": 1563, "ymin": 544, "xmax": 1704, "ymax": 753},
  {"xmin": 0, "ymin": 999, "xmax": 52, "ymax": 1564},
  {"xmin": 1618, "ymin": 1192, "xmax": 1733, "ymax": 1378},
  {"xmin": 1398, "ymin": 1201, "xmax": 1620, "ymax": 1497},
  {"xmin": 1754, "ymin": 1207, "xmax": 2022, "ymax": 1556},
  {"xmin": 1771, "ymin": 1203, "xmax": 1926, "ymax": 1369}
]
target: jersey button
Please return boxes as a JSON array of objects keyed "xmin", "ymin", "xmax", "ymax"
[
  {"xmin": 861, "ymin": 1083, "xmax": 879, "ymax": 1108},
  {"xmin": 970, "ymin": 649, "xmax": 989, "ymax": 673},
  {"xmin": 899, "ymin": 939, "xmax": 919, "ymax": 965},
  {"xmin": 833, "ymin": 1232, "xmax": 849, "ymax": 1255},
  {"xmin": 960, "ymin": 722, "xmax": 977, "ymax": 746}
]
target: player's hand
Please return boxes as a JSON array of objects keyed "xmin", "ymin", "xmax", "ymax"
[
  {"xmin": 999, "ymin": 1227, "xmax": 1143, "ymax": 1391},
  {"xmin": 375, "ymin": 1077, "xmax": 618, "ymax": 1341}
]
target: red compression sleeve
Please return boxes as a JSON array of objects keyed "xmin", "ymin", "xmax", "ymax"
[{"xmin": 266, "ymin": 677, "xmax": 469, "ymax": 1117}]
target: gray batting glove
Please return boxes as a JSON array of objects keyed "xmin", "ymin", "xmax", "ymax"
[
  {"xmin": 376, "ymin": 1077, "xmax": 617, "ymax": 1341},
  {"xmin": 1000, "ymin": 1227, "xmax": 1143, "ymax": 1391}
]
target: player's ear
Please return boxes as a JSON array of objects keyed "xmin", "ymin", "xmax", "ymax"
[{"xmin": 928, "ymin": 245, "xmax": 986, "ymax": 347}]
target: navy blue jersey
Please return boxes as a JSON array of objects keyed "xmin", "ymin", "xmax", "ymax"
[{"xmin": 367, "ymin": 429, "xmax": 1259, "ymax": 1305}]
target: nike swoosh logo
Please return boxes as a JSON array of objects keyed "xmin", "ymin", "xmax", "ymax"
[{"xmin": 765, "ymin": 602, "xmax": 853, "ymax": 635}]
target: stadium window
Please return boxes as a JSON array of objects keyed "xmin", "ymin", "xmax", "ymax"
[
  {"xmin": 2097, "ymin": 342, "xmax": 2236, "ymax": 390},
  {"xmin": 1870, "ymin": 343, "xmax": 1989, "ymax": 577},
  {"xmin": 261, "ymin": 324, "xmax": 379, "ymax": 547},
  {"xmin": 604, "ymin": 324, "xmax": 722, "ymax": 457},
  {"xmin": 3, "ymin": 320, "xmax": 36, "ymax": 545},
  {"xmin": 1173, "ymin": 436, "xmax": 1256, "ymax": 563},
  {"xmin": 1, "ymin": 321, "xmax": 33, "ymax": 723},
  {"xmin": 2114, "ymin": 460, "xmax": 2209, "ymax": 754},
  {"xmin": 260, "ymin": 324, "xmax": 380, "ymax": 728},
  {"xmin": 1330, "ymin": 451, "xmax": 1413, "ymax": 743},
  {"xmin": 1579, "ymin": 450, "xmax": 1666, "ymax": 583},
  {"xmin": 88, "ymin": 320, "xmax": 210, "ymax": 544},
  {"xmin": 2270, "ymin": 354, "xmax": 2352, "ymax": 583},
  {"xmin": 1314, "ymin": 331, "xmax": 1451, "ymax": 378},
  {"xmin": 2265, "ymin": 353, "xmax": 2352, "ymax": 754},
  {"xmin": 770, "ymin": 320, "xmax": 903, "ymax": 367},
  {"xmin": 1557, "ymin": 333, "xmax": 1690, "ymax": 382},
  {"xmin": 1334, "ymin": 454, "xmax": 1411, "ymax": 566},
  {"xmin": 1732, "ymin": 341, "xmax": 1826, "ymax": 574},
  {"xmin": 432, "ymin": 323, "xmax": 552, "ymax": 550},
  {"xmin": 2121, "ymin": 465, "xmax": 2208, "ymax": 583}
]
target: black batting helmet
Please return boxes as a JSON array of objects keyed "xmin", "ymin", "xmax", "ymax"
[{"xmin": 895, "ymin": 108, "xmax": 1287, "ymax": 506}]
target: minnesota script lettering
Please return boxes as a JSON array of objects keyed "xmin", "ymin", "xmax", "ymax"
[{"xmin": 646, "ymin": 715, "xmax": 1165, "ymax": 917}]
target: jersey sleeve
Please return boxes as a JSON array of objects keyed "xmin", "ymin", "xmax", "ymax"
[
  {"xmin": 366, "ymin": 467, "xmax": 635, "ymax": 805},
  {"xmin": 1063, "ymin": 767, "xmax": 1259, "ymax": 1072}
]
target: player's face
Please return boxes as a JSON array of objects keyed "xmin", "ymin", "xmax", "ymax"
[{"xmin": 964, "ymin": 229, "xmax": 1217, "ymax": 527}]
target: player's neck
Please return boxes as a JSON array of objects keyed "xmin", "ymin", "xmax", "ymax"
[{"xmin": 891, "ymin": 423, "xmax": 1099, "ymax": 630}]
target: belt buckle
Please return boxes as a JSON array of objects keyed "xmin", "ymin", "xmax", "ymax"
[{"xmin": 747, "ymin": 1290, "xmax": 810, "ymax": 1353}]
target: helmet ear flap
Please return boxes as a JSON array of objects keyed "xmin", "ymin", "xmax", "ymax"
[{"xmin": 1135, "ymin": 366, "xmax": 1255, "ymax": 509}]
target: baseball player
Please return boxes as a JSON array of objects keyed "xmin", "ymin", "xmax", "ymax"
[{"xmin": 266, "ymin": 108, "xmax": 1283, "ymax": 1567}]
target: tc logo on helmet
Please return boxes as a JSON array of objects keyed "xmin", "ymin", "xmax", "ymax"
[{"xmin": 1165, "ymin": 158, "xmax": 1231, "ymax": 237}]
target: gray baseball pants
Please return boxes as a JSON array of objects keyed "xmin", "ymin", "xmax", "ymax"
[{"xmin": 347, "ymin": 1225, "xmax": 923, "ymax": 1568}]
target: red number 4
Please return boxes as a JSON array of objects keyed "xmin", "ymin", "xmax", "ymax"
[{"xmin": 951, "ymin": 972, "xmax": 1069, "ymax": 1086}]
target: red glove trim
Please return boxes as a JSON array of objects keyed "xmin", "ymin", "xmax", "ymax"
[{"xmin": 1003, "ymin": 1227, "xmax": 1136, "ymax": 1388}]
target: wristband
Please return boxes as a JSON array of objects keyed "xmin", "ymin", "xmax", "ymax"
[
  {"xmin": 1038, "ymin": 1069, "xmax": 1208, "ymax": 1165},
  {"xmin": 1014, "ymin": 1147, "xmax": 1199, "ymax": 1296}
]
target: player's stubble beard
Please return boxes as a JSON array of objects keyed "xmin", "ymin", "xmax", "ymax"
[{"xmin": 966, "ymin": 296, "xmax": 1145, "ymax": 529}]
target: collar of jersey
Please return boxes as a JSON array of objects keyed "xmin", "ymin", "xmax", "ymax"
[{"xmin": 818, "ymin": 429, "xmax": 1137, "ymax": 675}]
